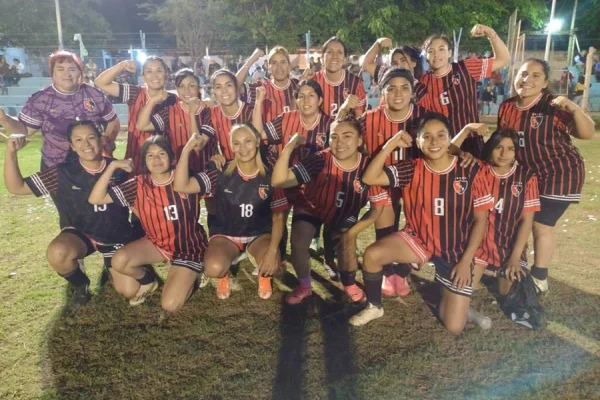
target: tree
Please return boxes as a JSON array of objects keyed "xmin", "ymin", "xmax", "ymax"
[{"xmin": 0, "ymin": 0, "xmax": 111, "ymax": 51}]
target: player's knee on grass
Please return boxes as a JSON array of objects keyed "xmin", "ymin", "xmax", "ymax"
[
  {"xmin": 110, "ymin": 271, "xmax": 139, "ymax": 299},
  {"xmin": 362, "ymin": 244, "xmax": 384, "ymax": 273},
  {"xmin": 203, "ymin": 255, "xmax": 230, "ymax": 278},
  {"xmin": 110, "ymin": 248, "xmax": 132, "ymax": 273},
  {"xmin": 161, "ymin": 294, "xmax": 186, "ymax": 313},
  {"xmin": 45, "ymin": 241, "xmax": 79, "ymax": 273},
  {"xmin": 441, "ymin": 314, "xmax": 467, "ymax": 336}
]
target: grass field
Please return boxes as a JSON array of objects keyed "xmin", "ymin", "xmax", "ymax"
[{"xmin": 1, "ymin": 133, "xmax": 599, "ymax": 400}]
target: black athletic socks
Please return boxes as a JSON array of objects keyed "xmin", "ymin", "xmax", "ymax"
[
  {"xmin": 363, "ymin": 271, "xmax": 383, "ymax": 308},
  {"xmin": 60, "ymin": 267, "xmax": 90, "ymax": 287},
  {"xmin": 530, "ymin": 265, "xmax": 548, "ymax": 280},
  {"xmin": 137, "ymin": 265, "xmax": 157, "ymax": 285},
  {"xmin": 340, "ymin": 270, "xmax": 357, "ymax": 286}
]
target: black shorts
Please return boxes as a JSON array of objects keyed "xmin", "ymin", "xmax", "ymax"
[
  {"xmin": 62, "ymin": 228, "xmax": 125, "ymax": 269},
  {"xmin": 430, "ymin": 256, "xmax": 474, "ymax": 297},
  {"xmin": 534, "ymin": 197, "xmax": 572, "ymax": 227}
]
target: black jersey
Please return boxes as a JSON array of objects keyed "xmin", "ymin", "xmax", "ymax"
[
  {"xmin": 24, "ymin": 157, "xmax": 136, "ymax": 244},
  {"xmin": 193, "ymin": 163, "xmax": 288, "ymax": 237}
]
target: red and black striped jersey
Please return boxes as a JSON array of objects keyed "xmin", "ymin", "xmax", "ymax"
[
  {"xmin": 291, "ymin": 149, "xmax": 388, "ymax": 227},
  {"xmin": 109, "ymin": 172, "xmax": 207, "ymax": 259},
  {"xmin": 498, "ymin": 93, "xmax": 585, "ymax": 202},
  {"xmin": 210, "ymin": 101, "xmax": 254, "ymax": 160},
  {"xmin": 243, "ymin": 79, "xmax": 300, "ymax": 122},
  {"xmin": 193, "ymin": 164, "xmax": 288, "ymax": 237},
  {"xmin": 117, "ymin": 84, "xmax": 177, "ymax": 175},
  {"xmin": 418, "ymin": 59, "xmax": 493, "ymax": 156},
  {"xmin": 359, "ymin": 104, "xmax": 428, "ymax": 164},
  {"xmin": 151, "ymin": 99, "xmax": 218, "ymax": 173},
  {"xmin": 476, "ymin": 163, "xmax": 540, "ymax": 267},
  {"xmin": 24, "ymin": 157, "xmax": 136, "ymax": 244},
  {"xmin": 314, "ymin": 70, "xmax": 367, "ymax": 117},
  {"xmin": 373, "ymin": 64, "xmax": 428, "ymax": 103},
  {"xmin": 264, "ymin": 110, "xmax": 333, "ymax": 162},
  {"xmin": 385, "ymin": 157, "xmax": 493, "ymax": 263}
]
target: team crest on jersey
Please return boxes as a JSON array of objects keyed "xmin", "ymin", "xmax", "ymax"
[
  {"xmin": 316, "ymin": 133, "xmax": 327, "ymax": 148},
  {"xmin": 354, "ymin": 179, "xmax": 365, "ymax": 193},
  {"xmin": 179, "ymin": 193, "xmax": 188, "ymax": 199},
  {"xmin": 453, "ymin": 179, "xmax": 468, "ymax": 195},
  {"xmin": 258, "ymin": 185, "xmax": 269, "ymax": 200},
  {"xmin": 511, "ymin": 183, "xmax": 523, "ymax": 197},
  {"xmin": 83, "ymin": 98, "xmax": 96, "ymax": 112},
  {"xmin": 452, "ymin": 73, "xmax": 461, "ymax": 85},
  {"xmin": 530, "ymin": 114, "xmax": 544, "ymax": 129}
]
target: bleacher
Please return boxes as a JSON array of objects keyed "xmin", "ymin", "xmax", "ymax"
[{"xmin": 0, "ymin": 77, "xmax": 129, "ymax": 124}]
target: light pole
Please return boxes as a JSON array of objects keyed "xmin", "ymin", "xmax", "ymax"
[
  {"xmin": 55, "ymin": 0, "xmax": 64, "ymax": 50},
  {"xmin": 544, "ymin": 0, "xmax": 557, "ymax": 61},
  {"xmin": 545, "ymin": 19, "xmax": 564, "ymax": 61},
  {"xmin": 566, "ymin": 0, "xmax": 578, "ymax": 67}
]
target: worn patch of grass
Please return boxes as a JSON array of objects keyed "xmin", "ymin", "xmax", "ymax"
[{"xmin": 0, "ymin": 134, "xmax": 599, "ymax": 400}]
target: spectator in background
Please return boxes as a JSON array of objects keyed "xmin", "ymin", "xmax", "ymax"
[
  {"xmin": 480, "ymin": 81, "xmax": 497, "ymax": 115},
  {"xmin": 7, "ymin": 58, "xmax": 26, "ymax": 86},
  {"xmin": 573, "ymin": 75, "xmax": 586, "ymax": 106},
  {"xmin": 251, "ymin": 66, "xmax": 264, "ymax": 83},
  {"xmin": 86, "ymin": 58, "xmax": 98, "ymax": 80},
  {"xmin": 0, "ymin": 56, "xmax": 9, "ymax": 94},
  {"xmin": 560, "ymin": 68, "xmax": 575, "ymax": 97},
  {"xmin": 574, "ymin": 52, "xmax": 585, "ymax": 76},
  {"xmin": 594, "ymin": 55, "xmax": 600, "ymax": 83}
]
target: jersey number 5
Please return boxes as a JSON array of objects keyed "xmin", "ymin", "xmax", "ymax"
[
  {"xmin": 335, "ymin": 192, "xmax": 344, "ymax": 208},
  {"xmin": 240, "ymin": 204, "xmax": 254, "ymax": 218},
  {"xmin": 164, "ymin": 205, "xmax": 179, "ymax": 221}
]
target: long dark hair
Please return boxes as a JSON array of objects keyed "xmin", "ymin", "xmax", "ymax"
[
  {"xmin": 415, "ymin": 112, "xmax": 452, "ymax": 138},
  {"xmin": 395, "ymin": 45, "xmax": 424, "ymax": 79},
  {"xmin": 331, "ymin": 115, "xmax": 367, "ymax": 155},
  {"xmin": 140, "ymin": 136, "xmax": 174, "ymax": 175},
  {"xmin": 66, "ymin": 120, "xmax": 103, "ymax": 143},
  {"xmin": 174, "ymin": 68, "xmax": 199, "ymax": 87},
  {"xmin": 210, "ymin": 69, "xmax": 239, "ymax": 94},
  {"xmin": 480, "ymin": 128, "xmax": 519, "ymax": 164},
  {"xmin": 423, "ymin": 34, "xmax": 453, "ymax": 52},
  {"xmin": 520, "ymin": 58, "xmax": 552, "ymax": 95}
]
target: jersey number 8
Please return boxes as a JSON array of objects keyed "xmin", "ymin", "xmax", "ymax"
[{"xmin": 434, "ymin": 198, "xmax": 444, "ymax": 216}]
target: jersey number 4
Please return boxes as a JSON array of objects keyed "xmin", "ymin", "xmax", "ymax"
[{"xmin": 240, "ymin": 204, "xmax": 254, "ymax": 218}]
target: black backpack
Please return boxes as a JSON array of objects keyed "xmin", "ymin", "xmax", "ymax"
[{"xmin": 499, "ymin": 272, "xmax": 543, "ymax": 330}]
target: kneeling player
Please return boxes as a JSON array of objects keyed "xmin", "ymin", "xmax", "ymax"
[
  {"xmin": 354, "ymin": 113, "xmax": 493, "ymax": 335},
  {"xmin": 89, "ymin": 136, "xmax": 208, "ymax": 313},
  {"xmin": 272, "ymin": 117, "xmax": 389, "ymax": 305},
  {"xmin": 4, "ymin": 121, "xmax": 143, "ymax": 308},
  {"xmin": 173, "ymin": 124, "xmax": 287, "ymax": 300}
]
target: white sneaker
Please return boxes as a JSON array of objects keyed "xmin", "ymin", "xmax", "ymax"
[
  {"xmin": 199, "ymin": 273, "xmax": 210, "ymax": 288},
  {"xmin": 232, "ymin": 252, "xmax": 248, "ymax": 265},
  {"xmin": 349, "ymin": 304, "xmax": 384, "ymax": 326},
  {"xmin": 467, "ymin": 307, "xmax": 492, "ymax": 330},
  {"xmin": 532, "ymin": 277, "xmax": 549, "ymax": 294},
  {"xmin": 323, "ymin": 260, "xmax": 339, "ymax": 280},
  {"xmin": 309, "ymin": 237, "xmax": 321, "ymax": 253}
]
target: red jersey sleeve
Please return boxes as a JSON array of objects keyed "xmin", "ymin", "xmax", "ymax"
[
  {"xmin": 265, "ymin": 114, "xmax": 285, "ymax": 144},
  {"xmin": 242, "ymin": 82, "xmax": 262, "ymax": 107},
  {"xmin": 383, "ymin": 161, "xmax": 414, "ymax": 189},
  {"xmin": 464, "ymin": 58, "xmax": 494, "ymax": 82},
  {"xmin": 150, "ymin": 104, "xmax": 170, "ymax": 132},
  {"xmin": 117, "ymin": 83, "xmax": 142, "ymax": 105},
  {"xmin": 523, "ymin": 175, "xmax": 541, "ymax": 213},
  {"xmin": 290, "ymin": 152, "xmax": 325, "ymax": 184},
  {"xmin": 270, "ymin": 188, "xmax": 289, "ymax": 212},
  {"xmin": 367, "ymin": 185, "xmax": 389, "ymax": 206},
  {"xmin": 24, "ymin": 166, "xmax": 59, "ymax": 197},
  {"xmin": 472, "ymin": 169, "xmax": 494, "ymax": 212},
  {"xmin": 199, "ymin": 108, "xmax": 216, "ymax": 137},
  {"xmin": 109, "ymin": 177, "xmax": 138, "ymax": 207},
  {"xmin": 553, "ymin": 107, "xmax": 577, "ymax": 138},
  {"xmin": 192, "ymin": 168, "xmax": 219, "ymax": 196}
]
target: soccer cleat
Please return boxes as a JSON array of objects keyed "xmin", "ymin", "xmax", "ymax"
[
  {"xmin": 258, "ymin": 275, "xmax": 273, "ymax": 300},
  {"xmin": 198, "ymin": 272, "xmax": 210, "ymax": 288},
  {"xmin": 394, "ymin": 275, "xmax": 411, "ymax": 297},
  {"xmin": 309, "ymin": 237, "xmax": 321, "ymax": 253},
  {"xmin": 285, "ymin": 286, "xmax": 312, "ymax": 305},
  {"xmin": 382, "ymin": 275, "xmax": 396, "ymax": 297},
  {"xmin": 467, "ymin": 307, "xmax": 492, "ymax": 330},
  {"xmin": 71, "ymin": 284, "xmax": 91, "ymax": 308},
  {"xmin": 344, "ymin": 284, "xmax": 367, "ymax": 303},
  {"xmin": 532, "ymin": 277, "xmax": 549, "ymax": 294},
  {"xmin": 129, "ymin": 279, "xmax": 159, "ymax": 306},
  {"xmin": 216, "ymin": 274, "xmax": 231, "ymax": 299},
  {"xmin": 252, "ymin": 266, "xmax": 259, "ymax": 276},
  {"xmin": 349, "ymin": 303, "xmax": 384, "ymax": 326},
  {"xmin": 323, "ymin": 259, "xmax": 339, "ymax": 281}
]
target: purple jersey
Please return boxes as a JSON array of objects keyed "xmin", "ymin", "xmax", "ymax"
[{"xmin": 19, "ymin": 84, "xmax": 117, "ymax": 167}]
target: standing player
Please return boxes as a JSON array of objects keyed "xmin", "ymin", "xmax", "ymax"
[
  {"xmin": 4, "ymin": 121, "xmax": 143, "ymax": 307},
  {"xmin": 0, "ymin": 50, "xmax": 120, "ymax": 170},
  {"xmin": 418, "ymin": 24, "xmax": 510, "ymax": 157},
  {"xmin": 89, "ymin": 136, "xmax": 209, "ymax": 313},
  {"xmin": 95, "ymin": 57, "xmax": 175, "ymax": 175},
  {"xmin": 355, "ymin": 67, "xmax": 429, "ymax": 297},
  {"xmin": 313, "ymin": 37, "xmax": 367, "ymax": 118},
  {"xmin": 236, "ymin": 47, "xmax": 300, "ymax": 122},
  {"xmin": 451, "ymin": 128, "xmax": 540, "ymax": 295},
  {"xmin": 353, "ymin": 113, "xmax": 493, "ymax": 335},
  {"xmin": 498, "ymin": 59, "xmax": 595, "ymax": 292},
  {"xmin": 272, "ymin": 117, "xmax": 389, "ymax": 305},
  {"xmin": 174, "ymin": 125, "xmax": 288, "ymax": 300}
]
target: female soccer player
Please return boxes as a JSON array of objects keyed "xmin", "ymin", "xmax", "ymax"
[
  {"xmin": 95, "ymin": 57, "xmax": 175, "ymax": 175},
  {"xmin": 89, "ymin": 136, "xmax": 209, "ymax": 313},
  {"xmin": 272, "ymin": 117, "xmax": 389, "ymax": 305},
  {"xmin": 353, "ymin": 113, "xmax": 493, "ymax": 335},
  {"xmin": 0, "ymin": 50, "xmax": 120, "ymax": 170},
  {"xmin": 452, "ymin": 127, "xmax": 541, "ymax": 295},
  {"xmin": 4, "ymin": 121, "xmax": 142, "ymax": 308},
  {"xmin": 418, "ymin": 24, "xmax": 510, "ymax": 157},
  {"xmin": 237, "ymin": 47, "xmax": 301, "ymax": 122},
  {"xmin": 497, "ymin": 58, "xmax": 595, "ymax": 292},
  {"xmin": 173, "ymin": 124, "xmax": 288, "ymax": 300},
  {"xmin": 354, "ymin": 67, "xmax": 429, "ymax": 297},
  {"xmin": 313, "ymin": 37, "xmax": 367, "ymax": 118}
]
